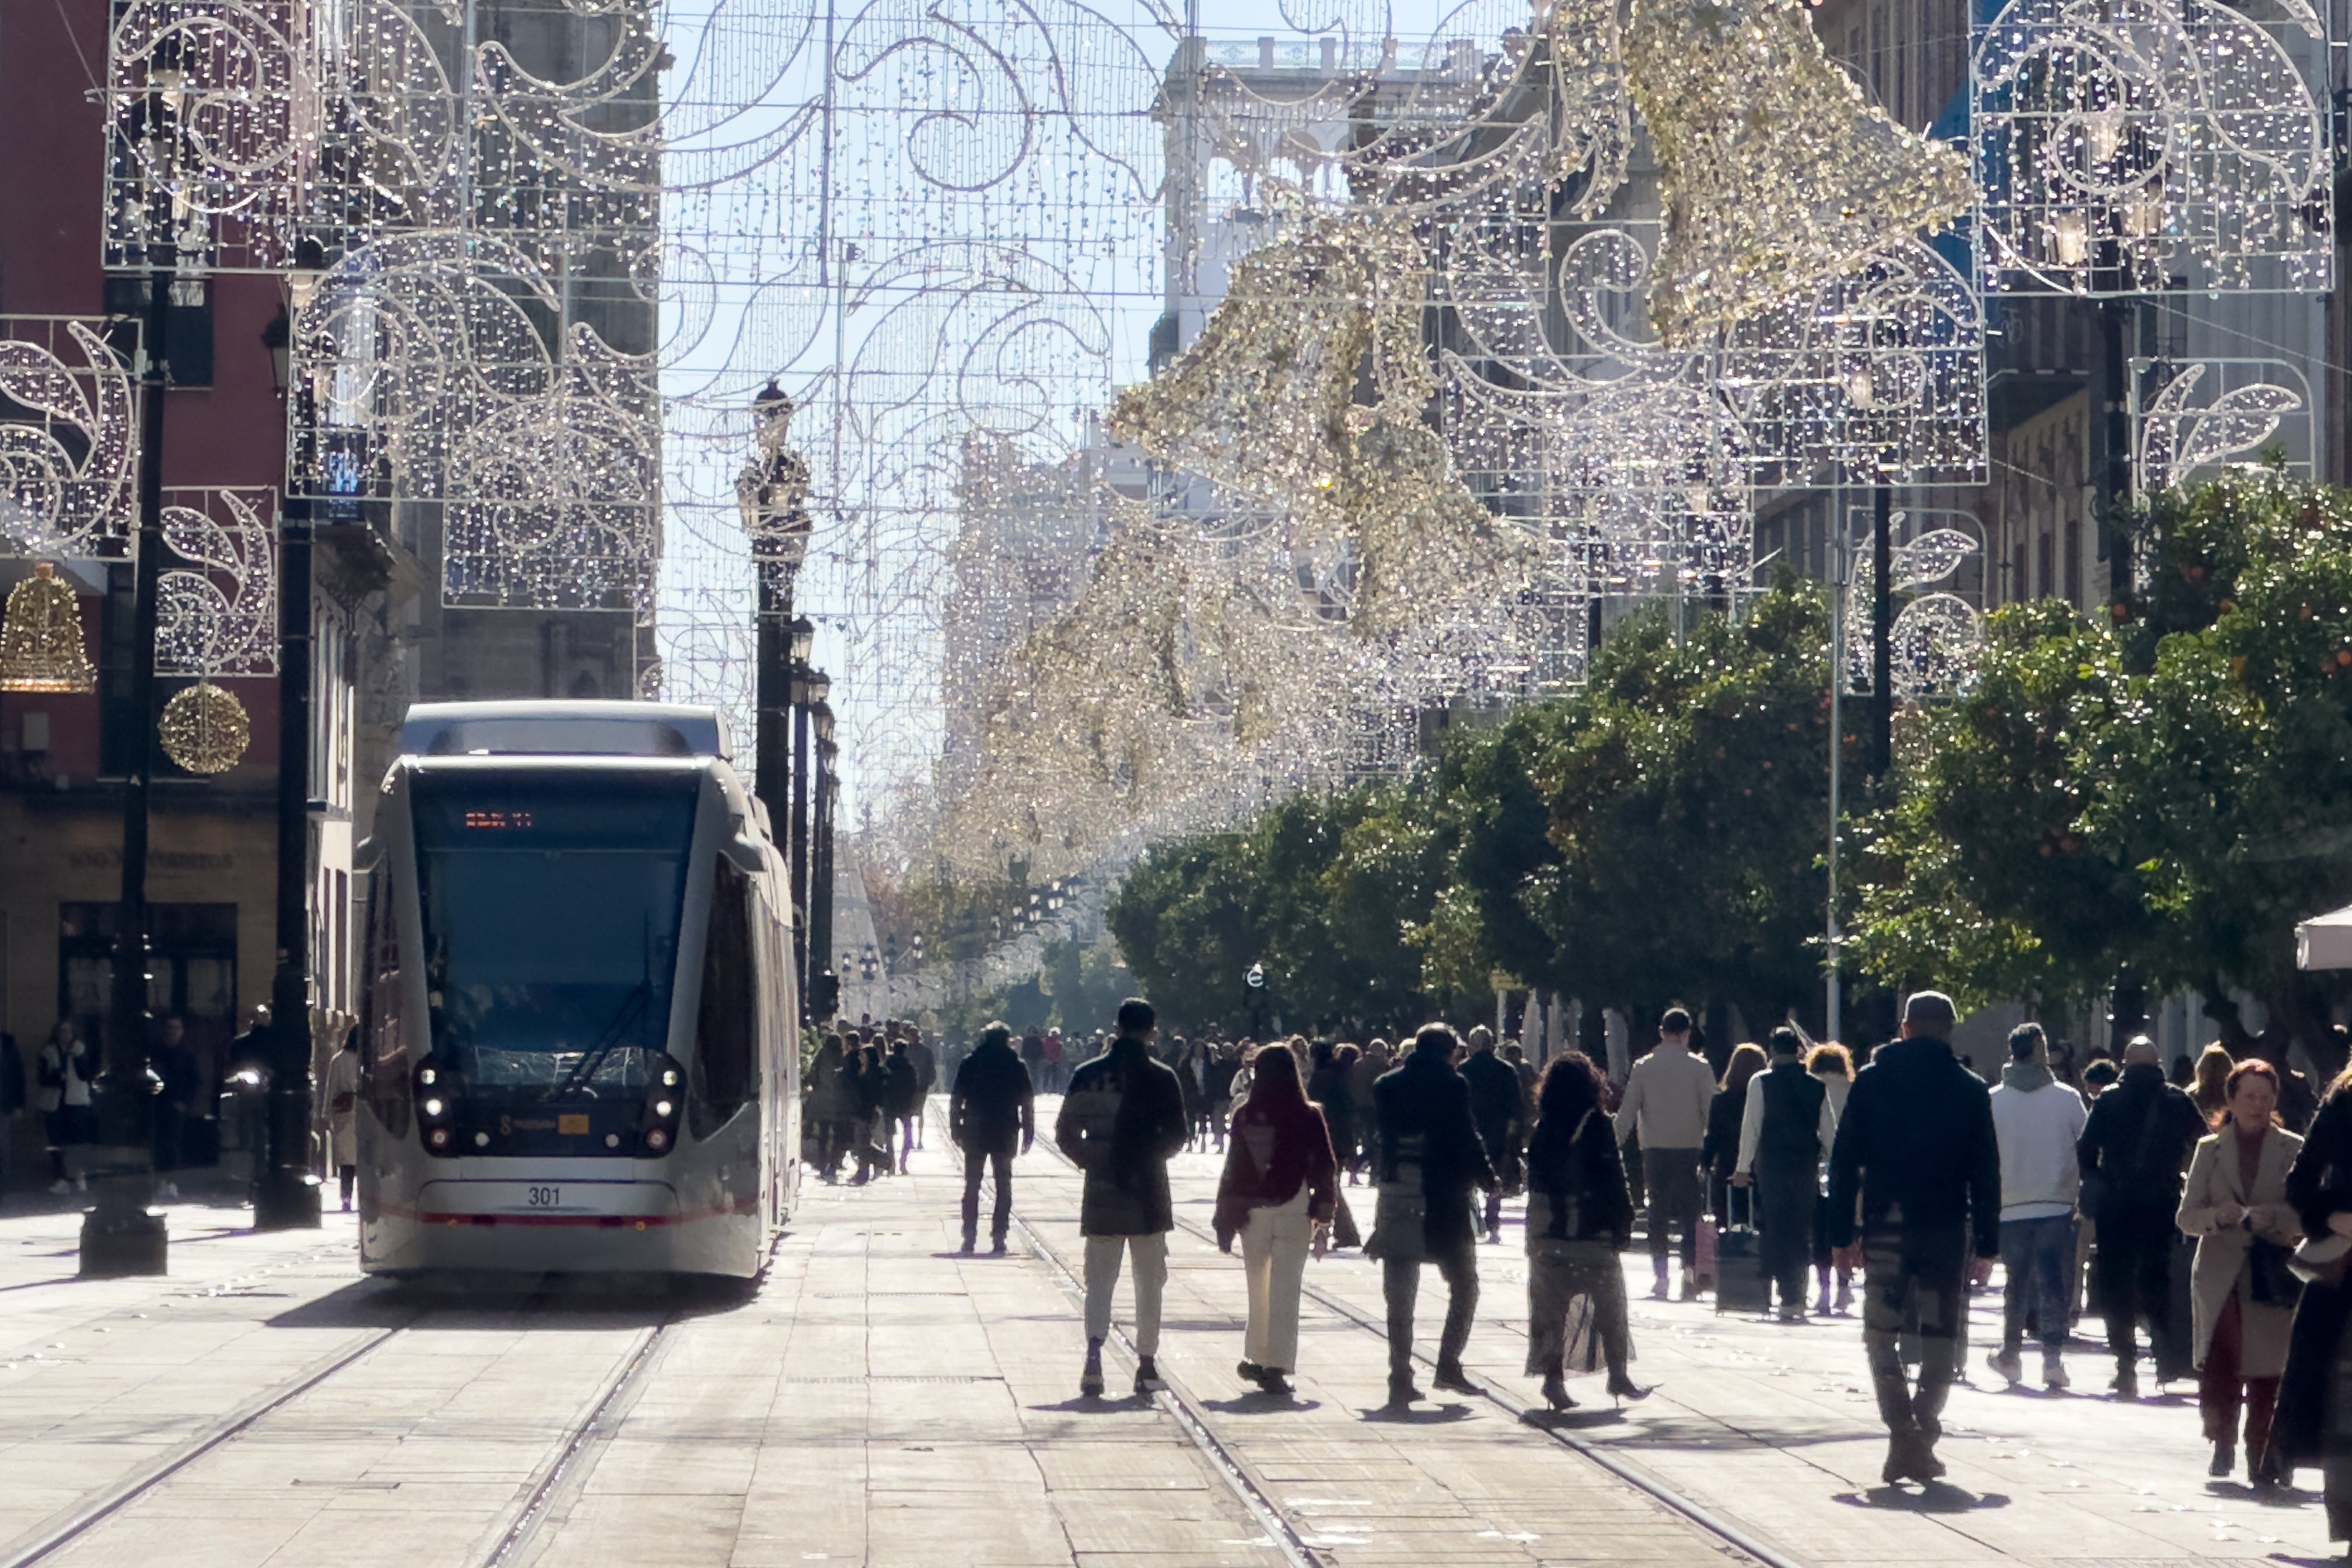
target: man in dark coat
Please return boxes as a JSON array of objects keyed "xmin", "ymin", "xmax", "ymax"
[
  {"xmin": 2078, "ymin": 1034, "xmax": 2209, "ymax": 1395},
  {"xmin": 1733, "ymin": 1026, "xmax": 1835, "ymax": 1320},
  {"xmin": 1829, "ymin": 991, "xmax": 2001, "ymax": 1486},
  {"xmin": 1055, "ymin": 998, "xmax": 1188, "ymax": 1398},
  {"xmin": 884, "ymin": 1040, "xmax": 922, "ymax": 1173},
  {"xmin": 1460, "ymin": 1026, "xmax": 1527, "ymax": 1245},
  {"xmin": 1372, "ymin": 1023, "xmax": 1499, "ymax": 1404},
  {"xmin": 950, "ymin": 1021, "xmax": 1034, "ymax": 1255}
]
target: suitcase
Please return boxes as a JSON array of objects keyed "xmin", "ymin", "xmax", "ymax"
[{"xmin": 1714, "ymin": 1188, "xmax": 1772, "ymax": 1314}]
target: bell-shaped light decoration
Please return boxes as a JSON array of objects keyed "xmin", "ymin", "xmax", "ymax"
[
  {"xmin": 0, "ymin": 564, "xmax": 97, "ymax": 693},
  {"xmin": 1626, "ymin": 0, "xmax": 1975, "ymax": 346}
]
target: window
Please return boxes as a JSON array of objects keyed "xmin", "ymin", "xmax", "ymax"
[
  {"xmin": 100, "ymin": 275, "xmax": 214, "ymax": 387},
  {"xmin": 58, "ymin": 901, "xmax": 236, "ymax": 1074},
  {"xmin": 360, "ymin": 868, "xmax": 409, "ymax": 1135},
  {"xmin": 692, "ymin": 858, "xmax": 757, "ymax": 1137}
]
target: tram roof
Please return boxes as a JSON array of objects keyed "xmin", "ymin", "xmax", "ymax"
[{"xmin": 400, "ymin": 701, "xmax": 731, "ymax": 762}]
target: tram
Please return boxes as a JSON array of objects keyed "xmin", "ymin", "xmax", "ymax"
[{"xmin": 353, "ymin": 701, "xmax": 799, "ymax": 1277}]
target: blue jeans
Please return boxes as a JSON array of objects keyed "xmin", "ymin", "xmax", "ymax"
[{"xmin": 1999, "ymin": 1213, "xmax": 2075, "ymax": 1349}]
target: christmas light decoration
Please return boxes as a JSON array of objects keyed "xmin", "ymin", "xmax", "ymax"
[
  {"xmin": 1973, "ymin": 0, "xmax": 2332, "ymax": 296},
  {"xmin": 1844, "ymin": 514, "xmax": 1986, "ymax": 698},
  {"xmin": 1626, "ymin": 0, "xmax": 1973, "ymax": 344},
  {"xmin": 0, "ymin": 564, "xmax": 98, "ymax": 693},
  {"xmin": 0, "ymin": 319, "xmax": 138, "ymax": 561},
  {"xmin": 159, "ymin": 681, "xmax": 250, "ymax": 774},
  {"xmin": 2132, "ymin": 358, "xmax": 2312, "ymax": 491},
  {"xmin": 156, "ymin": 488, "xmax": 277, "ymax": 678}
]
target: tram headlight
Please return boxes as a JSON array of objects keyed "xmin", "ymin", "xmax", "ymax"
[
  {"xmin": 428, "ymin": 1128, "xmax": 450, "ymax": 1149},
  {"xmin": 639, "ymin": 1053, "xmax": 687, "ymax": 1158},
  {"xmin": 654, "ymin": 1100, "xmax": 673, "ymax": 1119},
  {"xmin": 422, "ymin": 1097, "xmax": 444, "ymax": 1118},
  {"xmin": 646, "ymin": 1128, "xmax": 670, "ymax": 1152},
  {"xmin": 413, "ymin": 1058, "xmax": 460, "ymax": 1157}
]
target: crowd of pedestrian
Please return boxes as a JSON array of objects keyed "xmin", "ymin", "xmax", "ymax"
[{"xmin": 806, "ymin": 989, "xmax": 2352, "ymax": 1557}]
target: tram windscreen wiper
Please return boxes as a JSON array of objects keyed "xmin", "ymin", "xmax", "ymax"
[{"xmin": 543, "ymin": 983, "xmax": 651, "ymax": 1101}]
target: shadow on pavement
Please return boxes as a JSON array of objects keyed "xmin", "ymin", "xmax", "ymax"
[
  {"xmin": 1359, "ymin": 1402, "xmax": 1474, "ymax": 1424},
  {"xmin": 1838, "ymin": 1484, "xmax": 2010, "ymax": 1512},
  {"xmin": 265, "ymin": 1269, "xmax": 753, "ymax": 1331}
]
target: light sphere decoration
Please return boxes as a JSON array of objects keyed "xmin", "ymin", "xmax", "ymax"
[{"xmin": 159, "ymin": 681, "xmax": 250, "ymax": 774}]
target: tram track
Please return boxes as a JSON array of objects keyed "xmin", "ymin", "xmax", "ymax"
[
  {"xmin": 0, "ymin": 1275, "xmax": 680, "ymax": 1568},
  {"xmin": 991, "ymin": 1102, "xmax": 1810, "ymax": 1568}
]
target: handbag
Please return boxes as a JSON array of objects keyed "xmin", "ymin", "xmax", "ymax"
[
  {"xmin": 2249, "ymin": 1235, "xmax": 2305, "ymax": 1307},
  {"xmin": 1367, "ymin": 1175, "xmax": 1426, "ymax": 1262}
]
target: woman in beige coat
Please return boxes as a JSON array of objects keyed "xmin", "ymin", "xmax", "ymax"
[{"xmin": 2176, "ymin": 1059, "xmax": 2305, "ymax": 1480}]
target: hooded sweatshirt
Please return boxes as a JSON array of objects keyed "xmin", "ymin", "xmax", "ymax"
[{"xmin": 1988, "ymin": 1060, "xmax": 2088, "ymax": 1222}]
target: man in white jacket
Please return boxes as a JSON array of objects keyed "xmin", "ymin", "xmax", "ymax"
[
  {"xmin": 1986, "ymin": 1022, "xmax": 2087, "ymax": 1390},
  {"xmin": 1615, "ymin": 1007, "xmax": 1716, "ymax": 1300}
]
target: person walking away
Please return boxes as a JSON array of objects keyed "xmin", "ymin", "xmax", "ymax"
[
  {"xmin": 2190, "ymin": 1042, "xmax": 2235, "ymax": 1124},
  {"xmin": 2176, "ymin": 1058, "xmax": 2303, "ymax": 1479},
  {"xmin": 905, "ymin": 1028, "xmax": 937, "ymax": 1150},
  {"xmin": 1056, "ymin": 999, "xmax": 1188, "ymax": 1397},
  {"xmin": 150, "ymin": 1015, "xmax": 202, "ymax": 1202},
  {"xmin": 1615, "ymin": 1009, "xmax": 1716, "ymax": 1301},
  {"xmin": 805, "ymin": 1035, "xmax": 854, "ymax": 1181},
  {"xmin": 1348, "ymin": 1041, "xmax": 1388, "ymax": 1181},
  {"xmin": 852, "ymin": 1043, "xmax": 891, "ymax": 1183},
  {"xmin": 1707, "ymin": 1044, "xmax": 1768, "ymax": 1236},
  {"xmin": 1021, "ymin": 1028, "xmax": 1046, "ymax": 1094},
  {"xmin": 1734, "ymin": 1028, "xmax": 1836, "ymax": 1321},
  {"xmin": 1828, "ymin": 991, "xmax": 2001, "ymax": 1486},
  {"xmin": 1986, "ymin": 1023, "xmax": 2088, "ymax": 1390},
  {"xmin": 1206, "ymin": 1042, "xmax": 1242, "ymax": 1153},
  {"xmin": 325, "ymin": 1027, "xmax": 362, "ymax": 1212},
  {"xmin": 2271, "ymin": 1065, "xmax": 2352, "ymax": 1529},
  {"xmin": 1178, "ymin": 1043, "xmax": 1209, "ymax": 1151},
  {"xmin": 1312, "ymin": 1044, "xmax": 1360, "ymax": 1177},
  {"xmin": 951, "ymin": 1022, "xmax": 1035, "ymax": 1254},
  {"xmin": 886, "ymin": 1040, "xmax": 923, "ymax": 1172},
  {"xmin": 1808, "ymin": 1044, "xmax": 1857, "ymax": 1313},
  {"xmin": 1524, "ymin": 1051, "xmax": 1647, "ymax": 1410},
  {"xmin": 1506, "ymin": 1042, "xmax": 1537, "ymax": 1104},
  {"xmin": 1370, "ymin": 1024, "xmax": 1497, "ymax": 1404},
  {"xmin": 1213, "ymin": 1042, "xmax": 1337, "ymax": 1398},
  {"xmin": 2078, "ymin": 1035, "xmax": 2209, "ymax": 1396},
  {"xmin": 37, "ymin": 1019, "xmax": 98, "ymax": 1194},
  {"xmin": 1462, "ymin": 1026, "xmax": 1527, "ymax": 1245}
]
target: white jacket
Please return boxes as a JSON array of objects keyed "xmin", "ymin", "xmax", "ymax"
[
  {"xmin": 1614, "ymin": 1040, "xmax": 1715, "ymax": 1151},
  {"xmin": 1987, "ymin": 1072, "xmax": 2087, "ymax": 1222}
]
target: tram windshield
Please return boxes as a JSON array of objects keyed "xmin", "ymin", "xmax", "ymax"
[{"xmin": 412, "ymin": 772, "xmax": 696, "ymax": 1096}]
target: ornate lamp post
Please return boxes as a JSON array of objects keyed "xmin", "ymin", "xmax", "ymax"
[
  {"xmin": 737, "ymin": 382, "xmax": 811, "ymax": 827},
  {"xmin": 789, "ymin": 661, "xmax": 827, "ymax": 1013},
  {"xmin": 810, "ymin": 702, "xmax": 838, "ymax": 1021}
]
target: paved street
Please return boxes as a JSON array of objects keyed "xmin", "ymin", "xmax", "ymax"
[{"xmin": 0, "ymin": 1110, "xmax": 2337, "ymax": 1568}]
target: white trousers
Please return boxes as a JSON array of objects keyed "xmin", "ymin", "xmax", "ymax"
[
  {"xmin": 1084, "ymin": 1232, "xmax": 1168, "ymax": 1355},
  {"xmin": 1241, "ymin": 1189, "xmax": 1314, "ymax": 1372}
]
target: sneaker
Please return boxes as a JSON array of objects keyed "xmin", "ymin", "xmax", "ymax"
[
  {"xmin": 1648, "ymin": 1274, "xmax": 1671, "ymax": 1301},
  {"xmin": 47, "ymin": 1179, "xmax": 70, "ymax": 1195},
  {"xmin": 1387, "ymin": 1372, "xmax": 1423, "ymax": 1405},
  {"xmin": 2108, "ymin": 1370, "xmax": 2138, "ymax": 1401},
  {"xmin": 1133, "ymin": 1356, "xmax": 1163, "ymax": 1396},
  {"xmin": 2210, "ymin": 1441, "xmax": 2235, "ymax": 1478},
  {"xmin": 158, "ymin": 1181, "xmax": 180, "ymax": 1202},
  {"xmin": 1080, "ymin": 1345, "xmax": 1105, "ymax": 1398},
  {"xmin": 73, "ymin": 1175, "xmax": 86, "ymax": 1192},
  {"xmin": 1815, "ymin": 1288, "xmax": 1833, "ymax": 1316},
  {"xmin": 991, "ymin": 1237, "xmax": 1008, "ymax": 1256},
  {"xmin": 1679, "ymin": 1267, "xmax": 1699, "ymax": 1303},
  {"xmin": 1256, "ymin": 1368, "xmax": 1293, "ymax": 1398},
  {"xmin": 1485, "ymin": 1229, "xmax": 1502, "ymax": 1246},
  {"xmin": 1834, "ymin": 1279, "xmax": 1854, "ymax": 1314},
  {"xmin": 958, "ymin": 1236, "xmax": 977, "ymax": 1255},
  {"xmin": 1987, "ymin": 1346, "xmax": 2023, "ymax": 1385},
  {"xmin": 1777, "ymin": 1306, "xmax": 1807, "ymax": 1322},
  {"xmin": 2043, "ymin": 1351, "xmax": 2070, "ymax": 1390}
]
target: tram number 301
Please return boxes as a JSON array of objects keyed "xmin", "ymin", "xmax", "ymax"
[{"xmin": 526, "ymin": 1186, "xmax": 562, "ymax": 1208}]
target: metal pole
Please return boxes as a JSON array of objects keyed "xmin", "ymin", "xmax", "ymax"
[
  {"xmin": 254, "ymin": 509, "xmax": 321, "ymax": 1229},
  {"xmin": 83, "ymin": 259, "xmax": 173, "ymax": 1276},
  {"xmin": 1871, "ymin": 484, "xmax": 1893, "ymax": 778},
  {"xmin": 790, "ymin": 695, "xmax": 811, "ymax": 1014},
  {"xmin": 1826, "ymin": 495, "xmax": 1844, "ymax": 1048},
  {"xmin": 754, "ymin": 564, "xmax": 789, "ymax": 825},
  {"xmin": 811, "ymin": 735, "xmax": 836, "ymax": 1020}
]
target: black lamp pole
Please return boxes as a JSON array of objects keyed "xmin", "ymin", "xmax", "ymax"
[
  {"xmin": 253, "ymin": 495, "xmax": 320, "ymax": 1231},
  {"xmin": 84, "ymin": 58, "xmax": 184, "ymax": 1277},
  {"xmin": 788, "ymin": 666, "xmax": 815, "ymax": 1013},
  {"xmin": 810, "ymin": 710, "xmax": 836, "ymax": 1019}
]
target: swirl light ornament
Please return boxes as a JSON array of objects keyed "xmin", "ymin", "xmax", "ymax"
[
  {"xmin": 1973, "ymin": 0, "xmax": 2332, "ymax": 296},
  {"xmin": 156, "ymin": 488, "xmax": 279, "ymax": 678},
  {"xmin": 0, "ymin": 320, "xmax": 139, "ymax": 561},
  {"xmin": 2132, "ymin": 358, "xmax": 2312, "ymax": 491},
  {"xmin": 1844, "ymin": 516, "xmax": 1986, "ymax": 698}
]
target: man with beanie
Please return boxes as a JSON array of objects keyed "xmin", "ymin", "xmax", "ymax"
[
  {"xmin": 1733, "ymin": 1026, "xmax": 1836, "ymax": 1320},
  {"xmin": 1056, "ymin": 998, "xmax": 1188, "ymax": 1398},
  {"xmin": 1615, "ymin": 1006, "xmax": 1716, "ymax": 1300},
  {"xmin": 1829, "ymin": 991, "xmax": 2001, "ymax": 1485},
  {"xmin": 1986, "ymin": 1021, "xmax": 2087, "ymax": 1390}
]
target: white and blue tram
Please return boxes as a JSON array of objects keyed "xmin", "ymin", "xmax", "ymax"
[{"xmin": 354, "ymin": 701, "xmax": 799, "ymax": 1277}]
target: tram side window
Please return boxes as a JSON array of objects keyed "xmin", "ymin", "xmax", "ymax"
[
  {"xmin": 362, "ymin": 872, "xmax": 410, "ymax": 1136},
  {"xmin": 693, "ymin": 859, "xmax": 756, "ymax": 1134}
]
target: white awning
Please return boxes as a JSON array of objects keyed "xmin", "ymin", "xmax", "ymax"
[{"xmin": 2297, "ymin": 903, "xmax": 2352, "ymax": 970}]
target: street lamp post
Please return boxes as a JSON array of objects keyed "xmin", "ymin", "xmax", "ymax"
[
  {"xmin": 253, "ymin": 493, "xmax": 321, "ymax": 1230},
  {"xmin": 82, "ymin": 43, "xmax": 191, "ymax": 1277},
  {"xmin": 738, "ymin": 383, "xmax": 811, "ymax": 832},
  {"xmin": 810, "ymin": 704, "xmax": 837, "ymax": 1021}
]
